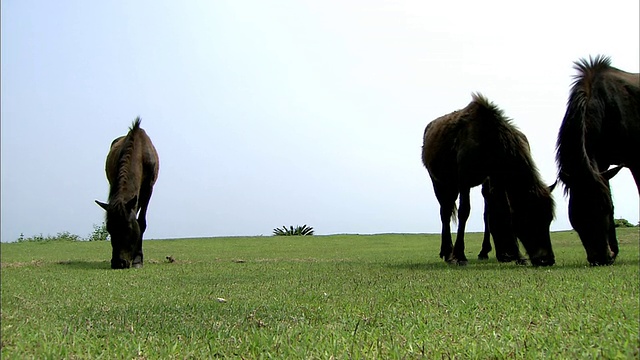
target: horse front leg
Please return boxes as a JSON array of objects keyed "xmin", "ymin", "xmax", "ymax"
[
  {"xmin": 487, "ymin": 188, "xmax": 523, "ymax": 263},
  {"xmin": 478, "ymin": 181, "xmax": 492, "ymax": 260},
  {"xmin": 452, "ymin": 188, "xmax": 470, "ymax": 265},
  {"xmin": 133, "ymin": 185, "xmax": 154, "ymax": 268},
  {"xmin": 607, "ymin": 211, "xmax": 619, "ymax": 260}
]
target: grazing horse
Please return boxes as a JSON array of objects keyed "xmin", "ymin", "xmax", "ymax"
[
  {"xmin": 556, "ymin": 55, "xmax": 639, "ymax": 265},
  {"xmin": 476, "ymin": 178, "xmax": 535, "ymax": 264},
  {"xmin": 422, "ymin": 93, "xmax": 555, "ymax": 266},
  {"xmin": 96, "ymin": 118, "xmax": 159, "ymax": 269},
  {"xmin": 477, "ymin": 131, "xmax": 537, "ymax": 263}
]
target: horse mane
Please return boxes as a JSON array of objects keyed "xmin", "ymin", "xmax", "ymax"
[
  {"xmin": 470, "ymin": 93, "xmax": 532, "ymax": 169},
  {"xmin": 108, "ymin": 117, "xmax": 143, "ymax": 204},
  {"xmin": 556, "ymin": 56, "xmax": 613, "ymax": 196},
  {"xmin": 470, "ymin": 92, "xmax": 508, "ymax": 121},
  {"xmin": 471, "ymin": 93, "xmax": 554, "ymax": 214}
]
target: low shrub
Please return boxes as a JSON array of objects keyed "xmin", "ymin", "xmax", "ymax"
[
  {"xmin": 614, "ymin": 218, "xmax": 635, "ymax": 228},
  {"xmin": 16, "ymin": 222, "xmax": 109, "ymax": 242},
  {"xmin": 86, "ymin": 222, "xmax": 110, "ymax": 241},
  {"xmin": 16, "ymin": 231, "xmax": 81, "ymax": 243},
  {"xmin": 273, "ymin": 225, "xmax": 315, "ymax": 236}
]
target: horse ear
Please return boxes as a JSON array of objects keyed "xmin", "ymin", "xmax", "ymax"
[
  {"xmin": 126, "ymin": 196, "xmax": 138, "ymax": 212},
  {"xmin": 95, "ymin": 200, "xmax": 109, "ymax": 211},
  {"xmin": 601, "ymin": 165, "xmax": 624, "ymax": 180}
]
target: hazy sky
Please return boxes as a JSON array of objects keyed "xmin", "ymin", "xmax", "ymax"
[{"xmin": 2, "ymin": 1, "xmax": 639, "ymax": 242}]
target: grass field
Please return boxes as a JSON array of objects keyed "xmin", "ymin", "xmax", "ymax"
[{"xmin": 1, "ymin": 228, "xmax": 638, "ymax": 359}]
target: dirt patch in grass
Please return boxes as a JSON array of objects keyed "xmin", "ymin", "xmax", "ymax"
[{"xmin": 1, "ymin": 259, "xmax": 45, "ymax": 268}]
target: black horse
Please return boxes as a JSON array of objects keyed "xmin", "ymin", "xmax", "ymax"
[
  {"xmin": 96, "ymin": 118, "xmax": 159, "ymax": 269},
  {"xmin": 422, "ymin": 93, "xmax": 555, "ymax": 266},
  {"xmin": 477, "ymin": 178, "xmax": 529, "ymax": 264},
  {"xmin": 477, "ymin": 131, "xmax": 536, "ymax": 263},
  {"xmin": 556, "ymin": 55, "xmax": 639, "ymax": 265}
]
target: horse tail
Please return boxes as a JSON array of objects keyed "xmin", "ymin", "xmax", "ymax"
[
  {"xmin": 130, "ymin": 116, "xmax": 142, "ymax": 132},
  {"xmin": 451, "ymin": 203, "xmax": 458, "ymax": 224}
]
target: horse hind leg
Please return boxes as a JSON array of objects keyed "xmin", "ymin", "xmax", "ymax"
[
  {"xmin": 438, "ymin": 203, "xmax": 455, "ymax": 263},
  {"xmin": 452, "ymin": 188, "xmax": 470, "ymax": 266},
  {"xmin": 433, "ymin": 182, "xmax": 457, "ymax": 263}
]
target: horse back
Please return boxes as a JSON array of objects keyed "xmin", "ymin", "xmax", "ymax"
[
  {"xmin": 104, "ymin": 124, "xmax": 159, "ymax": 201},
  {"xmin": 422, "ymin": 108, "xmax": 491, "ymax": 187},
  {"xmin": 592, "ymin": 68, "xmax": 640, "ymax": 167},
  {"xmin": 137, "ymin": 128, "xmax": 159, "ymax": 186}
]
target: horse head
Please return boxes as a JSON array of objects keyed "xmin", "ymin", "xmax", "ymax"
[
  {"xmin": 566, "ymin": 166, "xmax": 623, "ymax": 265},
  {"xmin": 513, "ymin": 189, "xmax": 556, "ymax": 266},
  {"xmin": 96, "ymin": 196, "xmax": 140, "ymax": 269}
]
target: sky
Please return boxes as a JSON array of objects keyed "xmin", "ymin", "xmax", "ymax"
[{"xmin": 1, "ymin": 0, "xmax": 639, "ymax": 242}]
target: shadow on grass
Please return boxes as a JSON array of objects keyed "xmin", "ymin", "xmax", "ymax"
[
  {"xmin": 555, "ymin": 257, "xmax": 640, "ymax": 269},
  {"xmin": 386, "ymin": 259, "xmax": 528, "ymax": 271},
  {"xmin": 56, "ymin": 260, "xmax": 111, "ymax": 270},
  {"xmin": 386, "ymin": 256, "xmax": 639, "ymax": 271}
]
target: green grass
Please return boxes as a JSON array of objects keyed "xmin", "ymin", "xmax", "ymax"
[{"xmin": 1, "ymin": 229, "xmax": 638, "ymax": 359}]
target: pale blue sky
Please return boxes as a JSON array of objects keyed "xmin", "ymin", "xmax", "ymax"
[{"xmin": 2, "ymin": 0, "xmax": 639, "ymax": 242}]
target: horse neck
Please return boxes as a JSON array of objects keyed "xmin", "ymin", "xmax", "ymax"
[
  {"xmin": 556, "ymin": 68, "xmax": 614, "ymax": 185},
  {"xmin": 492, "ymin": 153, "xmax": 550, "ymax": 209},
  {"xmin": 106, "ymin": 201, "xmax": 131, "ymax": 224},
  {"xmin": 108, "ymin": 178, "xmax": 140, "ymax": 206}
]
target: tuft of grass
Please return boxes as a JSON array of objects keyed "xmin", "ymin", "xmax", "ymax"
[{"xmin": 1, "ymin": 228, "xmax": 638, "ymax": 358}]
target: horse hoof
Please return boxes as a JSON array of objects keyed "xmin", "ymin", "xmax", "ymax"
[
  {"xmin": 531, "ymin": 257, "xmax": 555, "ymax": 267},
  {"xmin": 515, "ymin": 258, "xmax": 529, "ymax": 266},
  {"xmin": 477, "ymin": 254, "xmax": 489, "ymax": 260},
  {"xmin": 444, "ymin": 258, "xmax": 457, "ymax": 265},
  {"xmin": 446, "ymin": 258, "xmax": 468, "ymax": 266},
  {"xmin": 496, "ymin": 254, "xmax": 519, "ymax": 263},
  {"xmin": 132, "ymin": 263, "xmax": 143, "ymax": 269},
  {"xmin": 589, "ymin": 260, "xmax": 614, "ymax": 266}
]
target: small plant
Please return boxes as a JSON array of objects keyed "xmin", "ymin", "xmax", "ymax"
[
  {"xmin": 16, "ymin": 231, "xmax": 81, "ymax": 242},
  {"xmin": 614, "ymin": 218, "xmax": 635, "ymax": 228},
  {"xmin": 86, "ymin": 222, "xmax": 110, "ymax": 241},
  {"xmin": 56, "ymin": 231, "xmax": 82, "ymax": 241},
  {"xmin": 16, "ymin": 223, "xmax": 109, "ymax": 243},
  {"xmin": 272, "ymin": 225, "xmax": 315, "ymax": 236}
]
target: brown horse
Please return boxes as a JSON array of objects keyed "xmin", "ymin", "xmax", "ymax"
[
  {"xmin": 556, "ymin": 55, "xmax": 639, "ymax": 266},
  {"xmin": 422, "ymin": 93, "xmax": 555, "ymax": 266},
  {"xmin": 96, "ymin": 118, "xmax": 159, "ymax": 269}
]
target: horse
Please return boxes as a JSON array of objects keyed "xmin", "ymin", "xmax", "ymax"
[
  {"xmin": 476, "ymin": 179, "xmax": 530, "ymax": 264},
  {"xmin": 556, "ymin": 55, "xmax": 639, "ymax": 266},
  {"xmin": 422, "ymin": 93, "xmax": 555, "ymax": 266},
  {"xmin": 96, "ymin": 118, "xmax": 159, "ymax": 269},
  {"xmin": 477, "ymin": 130, "xmax": 541, "ymax": 263}
]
